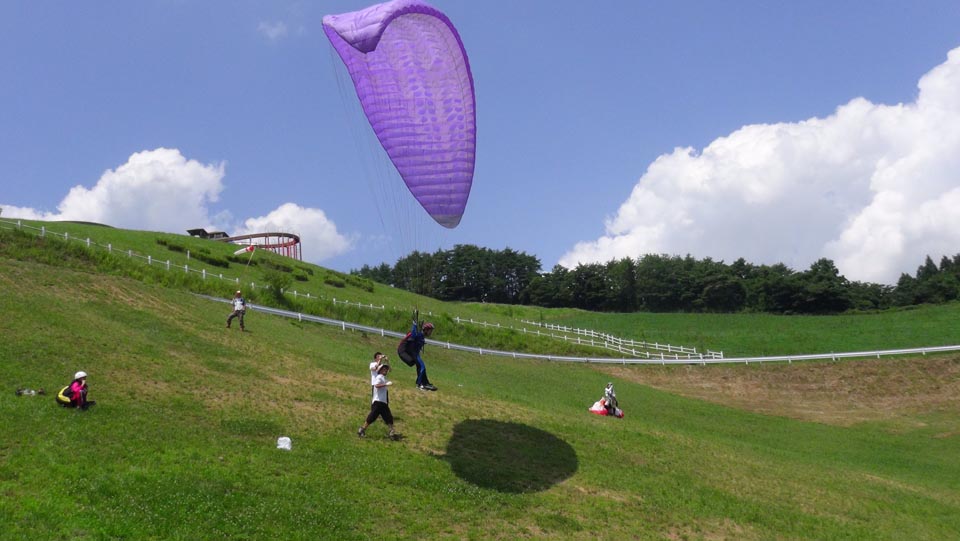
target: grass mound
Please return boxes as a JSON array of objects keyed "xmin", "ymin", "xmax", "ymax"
[{"xmin": 2, "ymin": 235, "xmax": 960, "ymax": 539}]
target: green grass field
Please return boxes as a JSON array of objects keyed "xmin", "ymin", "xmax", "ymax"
[{"xmin": 2, "ymin": 224, "xmax": 959, "ymax": 540}]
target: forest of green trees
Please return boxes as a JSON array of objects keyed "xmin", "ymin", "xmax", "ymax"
[{"xmin": 353, "ymin": 245, "xmax": 960, "ymax": 315}]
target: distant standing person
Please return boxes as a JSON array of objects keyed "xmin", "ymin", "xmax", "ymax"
[
  {"xmin": 397, "ymin": 317, "xmax": 436, "ymax": 391},
  {"xmin": 227, "ymin": 290, "xmax": 246, "ymax": 331},
  {"xmin": 358, "ymin": 362, "xmax": 397, "ymax": 439},
  {"xmin": 56, "ymin": 371, "xmax": 95, "ymax": 410}
]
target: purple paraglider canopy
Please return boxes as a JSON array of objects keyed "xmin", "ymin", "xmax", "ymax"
[{"xmin": 323, "ymin": 0, "xmax": 476, "ymax": 229}]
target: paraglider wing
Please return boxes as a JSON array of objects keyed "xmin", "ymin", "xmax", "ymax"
[{"xmin": 323, "ymin": 0, "xmax": 476, "ymax": 228}]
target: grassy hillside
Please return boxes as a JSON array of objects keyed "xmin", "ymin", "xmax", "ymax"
[
  {"xmin": 552, "ymin": 307, "xmax": 960, "ymax": 358},
  {"xmin": 2, "ymin": 239, "xmax": 960, "ymax": 539},
  {"xmin": 0, "ymin": 221, "xmax": 609, "ymax": 359},
  {"xmin": 6, "ymin": 218, "xmax": 960, "ymax": 360}
]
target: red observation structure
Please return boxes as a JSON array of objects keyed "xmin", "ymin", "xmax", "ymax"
[{"xmin": 187, "ymin": 229, "xmax": 302, "ymax": 260}]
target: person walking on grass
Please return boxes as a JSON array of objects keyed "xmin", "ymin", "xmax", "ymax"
[
  {"xmin": 226, "ymin": 290, "xmax": 246, "ymax": 331},
  {"xmin": 358, "ymin": 362, "xmax": 397, "ymax": 440}
]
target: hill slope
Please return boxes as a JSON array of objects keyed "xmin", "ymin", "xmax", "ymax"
[{"xmin": 3, "ymin": 254, "xmax": 960, "ymax": 539}]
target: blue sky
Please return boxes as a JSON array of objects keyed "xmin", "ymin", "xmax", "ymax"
[{"xmin": 2, "ymin": 1, "xmax": 959, "ymax": 285}]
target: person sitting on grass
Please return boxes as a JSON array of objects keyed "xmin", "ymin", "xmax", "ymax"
[
  {"xmin": 603, "ymin": 382, "xmax": 618, "ymax": 415},
  {"xmin": 56, "ymin": 371, "xmax": 95, "ymax": 410}
]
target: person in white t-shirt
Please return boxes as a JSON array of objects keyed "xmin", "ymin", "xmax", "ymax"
[
  {"xmin": 358, "ymin": 362, "xmax": 396, "ymax": 439},
  {"xmin": 226, "ymin": 290, "xmax": 247, "ymax": 331}
]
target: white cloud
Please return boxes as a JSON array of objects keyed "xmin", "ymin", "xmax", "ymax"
[
  {"xmin": 560, "ymin": 46, "xmax": 960, "ymax": 285},
  {"xmin": 2, "ymin": 148, "xmax": 226, "ymax": 230},
  {"xmin": 232, "ymin": 203, "xmax": 354, "ymax": 263},
  {"xmin": 0, "ymin": 147, "xmax": 354, "ymax": 265},
  {"xmin": 257, "ymin": 21, "xmax": 288, "ymax": 41}
]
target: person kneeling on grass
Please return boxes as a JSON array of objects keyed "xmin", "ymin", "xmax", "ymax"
[
  {"xmin": 358, "ymin": 363, "xmax": 396, "ymax": 439},
  {"xmin": 56, "ymin": 371, "xmax": 95, "ymax": 410}
]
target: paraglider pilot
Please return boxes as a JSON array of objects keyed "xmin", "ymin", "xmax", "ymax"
[{"xmin": 398, "ymin": 315, "xmax": 437, "ymax": 391}]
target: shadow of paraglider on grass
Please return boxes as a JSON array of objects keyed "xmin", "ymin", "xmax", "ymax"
[{"xmin": 438, "ymin": 419, "xmax": 578, "ymax": 494}]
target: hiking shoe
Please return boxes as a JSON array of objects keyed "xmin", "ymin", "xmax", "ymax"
[
  {"xmin": 417, "ymin": 385, "xmax": 430, "ymax": 391},
  {"xmin": 357, "ymin": 427, "xmax": 365, "ymax": 438},
  {"xmin": 422, "ymin": 384, "xmax": 438, "ymax": 391}
]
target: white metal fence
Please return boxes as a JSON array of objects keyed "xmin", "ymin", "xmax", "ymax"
[
  {"xmin": 209, "ymin": 297, "xmax": 960, "ymax": 365},
  {"xmin": 453, "ymin": 317, "xmax": 723, "ymax": 360}
]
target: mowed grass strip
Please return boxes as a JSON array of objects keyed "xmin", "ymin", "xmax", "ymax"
[
  {"xmin": 554, "ymin": 305, "xmax": 960, "ymax": 358},
  {"xmin": 2, "ymin": 257, "xmax": 959, "ymax": 539}
]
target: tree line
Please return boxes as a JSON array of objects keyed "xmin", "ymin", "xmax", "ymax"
[{"xmin": 352, "ymin": 245, "xmax": 960, "ymax": 314}]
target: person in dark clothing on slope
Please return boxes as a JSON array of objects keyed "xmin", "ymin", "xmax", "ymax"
[{"xmin": 397, "ymin": 318, "xmax": 437, "ymax": 391}]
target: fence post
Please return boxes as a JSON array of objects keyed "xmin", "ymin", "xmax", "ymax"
[
  {"xmin": 86, "ymin": 238, "xmax": 91, "ymax": 247},
  {"xmin": 108, "ymin": 243, "xmax": 112, "ymax": 252},
  {"xmin": 148, "ymin": 255, "xmax": 152, "ymax": 265},
  {"xmin": 202, "ymin": 269, "xmax": 206, "ymax": 280},
  {"xmin": 41, "ymin": 226, "xmax": 45, "ymax": 237},
  {"xmin": 64, "ymin": 232, "xmax": 68, "ymax": 241}
]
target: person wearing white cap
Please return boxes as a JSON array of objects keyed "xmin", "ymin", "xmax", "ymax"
[
  {"xmin": 56, "ymin": 371, "xmax": 95, "ymax": 410},
  {"xmin": 226, "ymin": 290, "xmax": 247, "ymax": 331}
]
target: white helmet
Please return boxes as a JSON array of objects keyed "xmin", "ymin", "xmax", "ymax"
[{"xmin": 75, "ymin": 371, "xmax": 88, "ymax": 379}]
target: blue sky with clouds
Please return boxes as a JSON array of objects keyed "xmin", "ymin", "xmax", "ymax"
[{"xmin": 2, "ymin": 1, "xmax": 959, "ymax": 284}]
